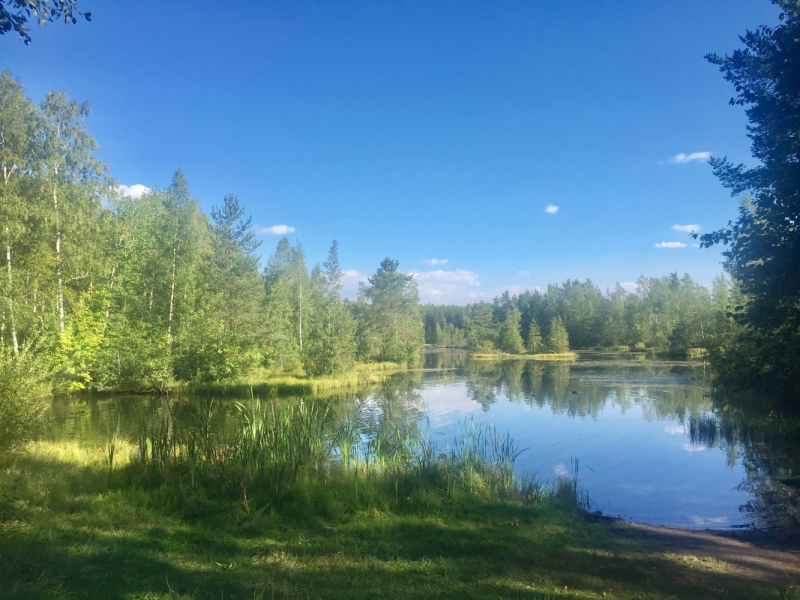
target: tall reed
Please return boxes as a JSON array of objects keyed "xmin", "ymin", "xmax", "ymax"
[{"xmin": 128, "ymin": 396, "xmax": 564, "ymax": 516}]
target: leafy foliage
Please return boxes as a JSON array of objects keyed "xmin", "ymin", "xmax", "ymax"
[
  {"xmin": 698, "ymin": 1, "xmax": 800, "ymax": 389},
  {"xmin": 358, "ymin": 259, "xmax": 424, "ymax": 364},
  {"xmin": 0, "ymin": 0, "xmax": 90, "ymax": 44}
]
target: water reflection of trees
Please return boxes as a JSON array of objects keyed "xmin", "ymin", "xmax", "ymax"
[
  {"xmin": 42, "ymin": 372, "xmax": 429, "ymax": 453},
  {"xmin": 688, "ymin": 394, "xmax": 800, "ymax": 526},
  {"xmin": 461, "ymin": 360, "xmax": 711, "ymax": 420},
  {"xmin": 40, "ymin": 360, "xmax": 800, "ymax": 527}
]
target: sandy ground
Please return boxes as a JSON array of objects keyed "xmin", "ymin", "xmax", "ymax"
[{"xmin": 628, "ymin": 522, "xmax": 800, "ymax": 584}]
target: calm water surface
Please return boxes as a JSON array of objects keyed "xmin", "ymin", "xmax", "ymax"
[{"xmin": 42, "ymin": 351, "xmax": 794, "ymax": 530}]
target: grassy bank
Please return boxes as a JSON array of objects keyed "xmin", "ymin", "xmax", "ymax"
[
  {"xmin": 1, "ymin": 438, "xmax": 791, "ymax": 599},
  {"xmin": 473, "ymin": 352, "xmax": 578, "ymax": 361},
  {"xmin": 180, "ymin": 361, "xmax": 406, "ymax": 397}
]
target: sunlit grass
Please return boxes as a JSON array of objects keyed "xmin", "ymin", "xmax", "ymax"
[
  {"xmin": 181, "ymin": 362, "xmax": 406, "ymax": 396},
  {"xmin": 0, "ymin": 436, "xmax": 788, "ymax": 599}
]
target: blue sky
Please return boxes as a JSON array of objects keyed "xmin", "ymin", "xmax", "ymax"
[{"xmin": 2, "ymin": 0, "xmax": 780, "ymax": 303}]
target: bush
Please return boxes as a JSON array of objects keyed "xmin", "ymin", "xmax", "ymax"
[{"xmin": 0, "ymin": 343, "xmax": 49, "ymax": 450}]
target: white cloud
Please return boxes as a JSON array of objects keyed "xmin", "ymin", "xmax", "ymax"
[
  {"xmin": 118, "ymin": 184, "xmax": 149, "ymax": 199},
  {"xmin": 408, "ymin": 269, "xmax": 481, "ymax": 303},
  {"xmin": 517, "ymin": 270, "xmax": 531, "ymax": 276},
  {"xmin": 421, "ymin": 258, "xmax": 448, "ymax": 266},
  {"xmin": 620, "ymin": 282, "xmax": 638, "ymax": 293},
  {"xmin": 669, "ymin": 152, "xmax": 711, "ymax": 164},
  {"xmin": 672, "ymin": 224, "xmax": 701, "ymax": 233},
  {"xmin": 545, "ymin": 205, "xmax": 559, "ymax": 214},
  {"xmin": 411, "ymin": 269, "xmax": 480, "ymax": 286},
  {"xmin": 340, "ymin": 269, "xmax": 366, "ymax": 300},
  {"xmin": 664, "ymin": 425, "xmax": 686, "ymax": 435},
  {"xmin": 553, "ymin": 463, "xmax": 568, "ymax": 477},
  {"xmin": 257, "ymin": 225, "xmax": 296, "ymax": 235},
  {"xmin": 655, "ymin": 241, "xmax": 687, "ymax": 249}
]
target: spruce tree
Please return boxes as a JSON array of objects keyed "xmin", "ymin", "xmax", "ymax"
[
  {"xmin": 498, "ymin": 307, "xmax": 524, "ymax": 354},
  {"xmin": 525, "ymin": 318, "xmax": 543, "ymax": 353},
  {"xmin": 546, "ymin": 317, "xmax": 570, "ymax": 353}
]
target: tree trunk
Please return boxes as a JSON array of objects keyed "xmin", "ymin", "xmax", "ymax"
[
  {"xmin": 298, "ymin": 284, "xmax": 303, "ymax": 350},
  {"xmin": 102, "ymin": 265, "xmax": 116, "ymax": 335},
  {"xmin": 5, "ymin": 228, "xmax": 18, "ymax": 355},
  {"xmin": 167, "ymin": 244, "xmax": 177, "ymax": 344},
  {"xmin": 53, "ymin": 173, "xmax": 64, "ymax": 332}
]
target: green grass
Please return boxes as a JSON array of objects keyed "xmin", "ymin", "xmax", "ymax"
[
  {"xmin": 180, "ymin": 362, "xmax": 406, "ymax": 396},
  {"xmin": 0, "ymin": 439, "xmax": 790, "ymax": 599},
  {"xmin": 473, "ymin": 352, "xmax": 578, "ymax": 361}
]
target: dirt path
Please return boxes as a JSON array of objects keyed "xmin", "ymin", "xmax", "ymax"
[{"xmin": 629, "ymin": 522, "xmax": 800, "ymax": 584}]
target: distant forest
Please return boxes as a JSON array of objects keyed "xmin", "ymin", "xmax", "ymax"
[{"xmin": 421, "ymin": 274, "xmax": 738, "ymax": 356}]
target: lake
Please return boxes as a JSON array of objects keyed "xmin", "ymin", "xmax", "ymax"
[{"xmin": 40, "ymin": 350, "xmax": 797, "ymax": 530}]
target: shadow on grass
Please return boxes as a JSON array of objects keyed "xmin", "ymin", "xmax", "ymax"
[{"xmin": 0, "ymin": 453, "xmax": 793, "ymax": 600}]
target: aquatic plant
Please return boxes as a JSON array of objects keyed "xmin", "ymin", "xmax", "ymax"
[{"xmin": 128, "ymin": 396, "xmax": 553, "ymax": 515}]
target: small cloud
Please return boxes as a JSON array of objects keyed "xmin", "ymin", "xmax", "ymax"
[
  {"xmin": 118, "ymin": 184, "xmax": 149, "ymax": 199},
  {"xmin": 692, "ymin": 243, "xmax": 701, "ymax": 248},
  {"xmin": 545, "ymin": 205, "xmax": 559, "ymax": 214},
  {"xmin": 517, "ymin": 270, "xmax": 531, "ymax": 276},
  {"xmin": 664, "ymin": 425, "xmax": 685, "ymax": 435},
  {"xmin": 408, "ymin": 269, "xmax": 482, "ymax": 303},
  {"xmin": 342, "ymin": 270, "xmax": 363, "ymax": 278},
  {"xmin": 672, "ymin": 224, "xmax": 701, "ymax": 233},
  {"xmin": 421, "ymin": 258, "xmax": 448, "ymax": 266},
  {"xmin": 669, "ymin": 152, "xmax": 711, "ymax": 164},
  {"xmin": 258, "ymin": 225, "xmax": 296, "ymax": 235},
  {"xmin": 553, "ymin": 463, "xmax": 568, "ymax": 477},
  {"xmin": 620, "ymin": 282, "xmax": 638, "ymax": 293},
  {"xmin": 655, "ymin": 241, "xmax": 687, "ymax": 249}
]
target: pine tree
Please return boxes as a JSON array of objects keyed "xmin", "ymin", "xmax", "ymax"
[
  {"xmin": 207, "ymin": 194, "xmax": 263, "ymax": 378},
  {"xmin": 358, "ymin": 258, "xmax": 423, "ymax": 364}
]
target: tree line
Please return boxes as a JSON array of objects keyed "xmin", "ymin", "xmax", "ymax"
[
  {"xmin": 0, "ymin": 71, "xmax": 424, "ymax": 391},
  {"xmin": 422, "ymin": 273, "xmax": 741, "ymax": 356}
]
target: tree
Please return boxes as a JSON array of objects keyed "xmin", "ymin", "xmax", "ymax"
[
  {"xmin": 206, "ymin": 194, "xmax": 263, "ymax": 378},
  {"xmin": 36, "ymin": 88, "xmax": 109, "ymax": 334},
  {"xmin": 304, "ymin": 241, "xmax": 356, "ymax": 376},
  {"xmin": 263, "ymin": 237, "xmax": 310, "ymax": 370},
  {"xmin": 699, "ymin": 1, "xmax": 800, "ymax": 387},
  {"xmin": 358, "ymin": 258, "xmax": 423, "ymax": 364},
  {"xmin": 0, "ymin": 71, "xmax": 36, "ymax": 355},
  {"xmin": 1, "ymin": 0, "xmax": 90, "ymax": 44},
  {"xmin": 546, "ymin": 317, "xmax": 570, "ymax": 353},
  {"xmin": 525, "ymin": 318, "xmax": 543, "ymax": 353},
  {"xmin": 498, "ymin": 306, "xmax": 524, "ymax": 354}
]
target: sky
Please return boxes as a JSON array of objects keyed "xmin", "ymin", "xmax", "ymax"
[{"xmin": 1, "ymin": 0, "xmax": 781, "ymax": 303}]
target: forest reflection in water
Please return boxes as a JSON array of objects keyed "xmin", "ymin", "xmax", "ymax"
[{"xmin": 40, "ymin": 351, "xmax": 800, "ymax": 529}]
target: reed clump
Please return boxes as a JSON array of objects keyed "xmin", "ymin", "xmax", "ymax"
[{"xmin": 128, "ymin": 398, "xmax": 548, "ymax": 519}]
